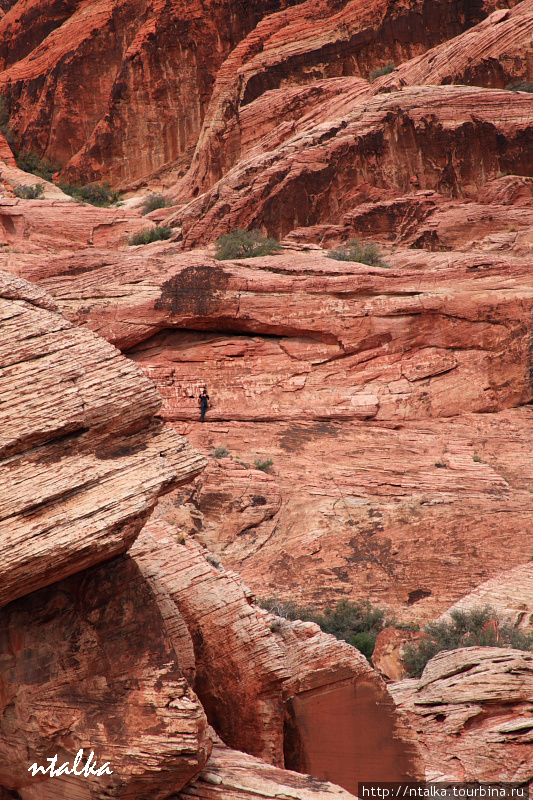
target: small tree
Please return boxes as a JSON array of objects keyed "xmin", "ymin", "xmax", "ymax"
[
  {"xmin": 128, "ymin": 226, "xmax": 172, "ymax": 245},
  {"xmin": 14, "ymin": 183, "xmax": 44, "ymax": 199},
  {"xmin": 214, "ymin": 228, "xmax": 282, "ymax": 260},
  {"xmin": 141, "ymin": 193, "xmax": 169, "ymax": 215},
  {"xmin": 369, "ymin": 62, "xmax": 395, "ymax": 82}
]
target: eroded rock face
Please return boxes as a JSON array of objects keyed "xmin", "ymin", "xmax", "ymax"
[
  {"xmin": 0, "ymin": 270, "xmax": 206, "ymax": 609},
  {"xmin": 0, "ymin": 554, "xmax": 211, "ymax": 798},
  {"xmin": 171, "ymin": 85, "xmax": 533, "ymax": 245},
  {"xmin": 390, "ymin": 648, "xmax": 533, "ymax": 782},
  {"xmin": 0, "ymin": 0, "xmax": 304, "ymax": 185},
  {"xmin": 131, "ymin": 519, "xmax": 424, "ymax": 791}
]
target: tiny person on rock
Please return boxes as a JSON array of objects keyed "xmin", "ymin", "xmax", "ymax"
[{"xmin": 199, "ymin": 386, "xmax": 210, "ymax": 422}]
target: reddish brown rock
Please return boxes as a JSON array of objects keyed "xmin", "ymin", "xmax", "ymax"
[
  {"xmin": 131, "ymin": 519, "xmax": 424, "ymax": 791},
  {"xmin": 176, "ymin": 741, "xmax": 359, "ymax": 800},
  {"xmin": 0, "ymin": 554, "xmax": 211, "ymax": 798},
  {"xmin": 0, "ymin": 130, "xmax": 15, "ymax": 167},
  {"xmin": 0, "ymin": 270, "xmax": 206, "ymax": 609},
  {"xmin": 171, "ymin": 85, "xmax": 533, "ymax": 245},
  {"xmin": 377, "ymin": 0, "xmax": 533, "ymax": 91},
  {"xmin": 176, "ymin": 0, "xmax": 507, "ymax": 198},
  {"xmin": 390, "ymin": 647, "xmax": 533, "ymax": 782},
  {"xmin": 0, "ymin": 0, "xmax": 304, "ymax": 185},
  {"xmin": 372, "ymin": 627, "xmax": 427, "ymax": 681}
]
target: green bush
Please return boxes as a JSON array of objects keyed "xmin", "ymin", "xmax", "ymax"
[
  {"xmin": 128, "ymin": 226, "xmax": 172, "ymax": 246},
  {"xmin": 58, "ymin": 182, "xmax": 121, "ymax": 206},
  {"xmin": 14, "ymin": 183, "xmax": 44, "ymax": 200},
  {"xmin": 141, "ymin": 193, "xmax": 169, "ymax": 215},
  {"xmin": 15, "ymin": 150, "xmax": 60, "ymax": 182},
  {"xmin": 403, "ymin": 606, "xmax": 533, "ymax": 678},
  {"xmin": 505, "ymin": 80, "xmax": 533, "ymax": 93},
  {"xmin": 326, "ymin": 238, "xmax": 390, "ymax": 267},
  {"xmin": 254, "ymin": 457, "xmax": 273, "ymax": 472},
  {"xmin": 214, "ymin": 228, "xmax": 282, "ymax": 260},
  {"xmin": 369, "ymin": 62, "xmax": 395, "ymax": 82},
  {"xmin": 257, "ymin": 598, "xmax": 389, "ymax": 660}
]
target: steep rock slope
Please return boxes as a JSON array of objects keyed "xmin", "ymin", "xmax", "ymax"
[
  {"xmin": 0, "ymin": 0, "xmax": 510, "ymax": 186},
  {"xmin": 390, "ymin": 648, "xmax": 533, "ymax": 782},
  {"xmin": 0, "ymin": 0, "xmax": 306, "ymax": 184},
  {"xmin": 176, "ymin": 0, "xmax": 502, "ymax": 197},
  {"xmin": 0, "ymin": 269, "xmax": 206, "ymax": 609},
  {"xmin": 131, "ymin": 518, "xmax": 423, "ymax": 793},
  {"xmin": 171, "ymin": 85, "xmax": 533, "ymax": 244}
]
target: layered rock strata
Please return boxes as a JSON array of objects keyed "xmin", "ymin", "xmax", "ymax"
[
  {"xmin": 390, "ymin": 647, "xmax": 533, "ymax": 782},
  {"xmin": 0, "ymin": 270, "xmax": 206, "ymax": 609}
]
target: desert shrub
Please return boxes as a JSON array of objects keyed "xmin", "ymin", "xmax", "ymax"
[
  {"xmin": 214, "ymin": 446, "xmax": 229, "ymax": 458},
  {"xmin": 254, "ymin": 457, "xmax": 273, "ymax": 472},
  {"xmin": 369, "ymin": 61, "xmax": 395, "ymax": 81},
  {"xmin": 505, "ymin": 80, "xmax": 533, "ymax": 93},
  {"xmin": 326, "ymin": 238, "xmax": 390, "ymax": 267},
  {"xmin": 14, "ymin": 183, "xmax": 44, "ymax": 200},
  {"xmin": 128, "ymin": 225, "xmax": 172, "ymax": 245},
  {"xmin": 141, "ymin": 193, "xmax": 169, "ymax": 214},
  {"xmin": 214, "ymin": 228, "xmax": 282, "ymax": 260},
  {"xmin": 58, "ymin": 182, "xmax": 121, "ymax": 206},
  {"xmin": 15, "ymin": 150, "xmax": 59, "ymax": 182},
  {"xmin": 0, "ymin": 95, "xmax": 15, "ymax": 148},
  {"xmin": 257, "ymin": 598, "xmax": 389, "ymax": 660},
  {"xmin": 403, "ymin": 606, "xmax": 533, "ymax": 678}
]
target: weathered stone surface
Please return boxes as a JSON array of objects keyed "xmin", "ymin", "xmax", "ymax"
[
  {"xmin": 131, "ymin": 519, "xmax": 424, "ymax": 791},
  {"xmin": 0, "ymin": 0, "xmax": 305, "ymax": 185},
  {"xmin": 0, "ymin": 130, "xmax": 15, "ymax": 167},
  {"xmin": 171, "ymin": 85, "xmax": 533, "ymax": 245},
  {"xmin": 174, "ymin": 405, "xmax": 533, "ymax": 626},
  {"xmin": 390, "ymin": 648, "xmax": 533, "ymax": 782},
  {"xmin": 176, "ymin": 741, "xmax": 358, "ymax": 800},
  {"xmin": 12, "ymin": 248, "xmax": 533, "ymax": 422},
  {"xmin": 377, "ymin": 0, "xmax": 533, "ymax": 91},
  {"xmin": 0, "ymin": 271, "xmax": 206, "ymax": 609},
  {"xmin": 372, "ymin": 627, "xmax": 427, "ymax": 681},
  {"xmin": 176, "ymin": 0, "xmax": 508, "ymax": 199},
  {"xmin": 0, "ymin": 554, "xmax": 211, "ymax": 798},
  {"xmin": 438, "ymin": 564, "xmax": 533, "ymax": 632}
]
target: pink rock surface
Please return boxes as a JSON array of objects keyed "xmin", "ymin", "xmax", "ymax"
[
  {"xmin": 0, "ymin": 269, "xmax": 205, "ymax": 609},
  {"xmin": 390, "ymin": 647, "xmax": 533, "ymax": 782}
]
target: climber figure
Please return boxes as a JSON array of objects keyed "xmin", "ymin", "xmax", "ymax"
[{"xmin": 199, "ymin": 387, "xmax": 210, "ymax": 422}]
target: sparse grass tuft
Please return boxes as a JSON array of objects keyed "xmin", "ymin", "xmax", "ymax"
[
  {"xmin": 254, "ymin": 457, "xmax": 273, "ymax": 472},
  {"xmin": 214, "ymin": 228, "xmax": 282, "ymax": 260},
  {"xmin": 326, "ymin": 238, "xmax": 390, "ymax": 267},
  {"xmin": 214, "ymin": 446, "xmax": 229, "ymax": 459},
  {"xmin": 128, "ymin": 226, "xmax": 172, "ymax": 246},
  {"xmin": 59, "ymin": 182, "xmax": 121, "ymax": 206}
]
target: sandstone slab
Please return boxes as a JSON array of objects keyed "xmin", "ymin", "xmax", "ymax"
[
  {"xmin": 0, "ymin": 271, "xmax": 206, "ymax": 609},
  {"xmin": 390, "ymin": 647, "xmax": 533, "ymax": 782}
]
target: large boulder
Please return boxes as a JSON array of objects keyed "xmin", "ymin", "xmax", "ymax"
[
  {"xmin": 0, "ymin": 270, "xmax": 206, "ymax": 609},
  {"xmin": 390, "ymin": 647, "xmax": 533, "ymax": 782},
  {"xmin": 0, "ymin": 554, "xmax": 211, "ymax": 798}
]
